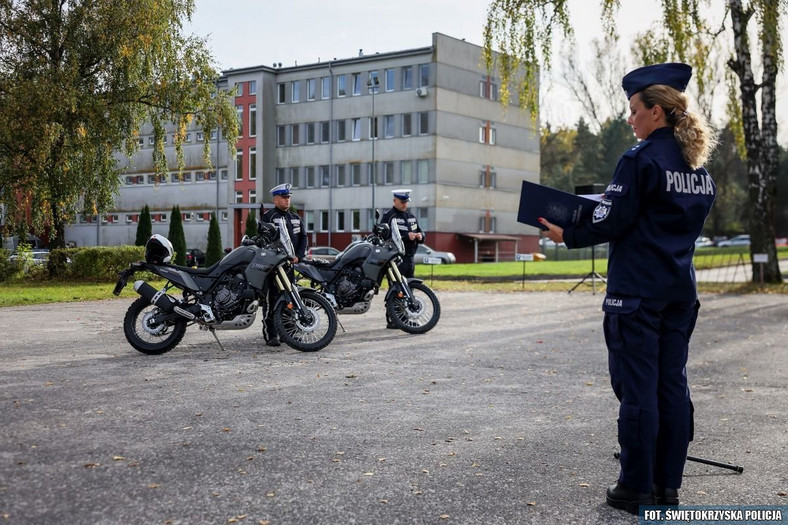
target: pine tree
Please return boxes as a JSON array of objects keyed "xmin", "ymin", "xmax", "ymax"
[
  {"xmin": 168, "ymin": 205, "xmax": 187, "ymax": 266},
  {"xmin": 135, "ymin": 205, "xmax": 152, "ymax": 246},
  {"xmin": 206, "ymin": 212, "xmax": 223, "ymax": 266},
  {"xmin": 244, "ymin": 209, "xmax": 257, "ymax": 238}
]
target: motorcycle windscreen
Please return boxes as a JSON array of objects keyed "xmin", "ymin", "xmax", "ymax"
[
  {"xmin": 275, "ymin": 217, "xmax": 295, "ymax": 258},
  {"xmin": 390, "ymin": 218, "xmax": 405, "ymax": 255}
]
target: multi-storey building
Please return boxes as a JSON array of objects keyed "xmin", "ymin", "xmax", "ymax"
[{"xmin": 65, "ymin": 33, "xmax": 541, "ymax": 262}]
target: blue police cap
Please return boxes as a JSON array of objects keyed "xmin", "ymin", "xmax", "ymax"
[
  {"xmin": 622, "ymin": 63, "xmax": 692, "ymax": 99},
  {"xmin": 270, "ymin": 183, "xmax": 292, "ymax": 197},
  {"xmin": 392, "ymin": 188, "xmax": 412, "ymax": 202}
]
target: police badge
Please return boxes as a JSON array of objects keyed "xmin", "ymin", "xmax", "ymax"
[{"xmin": 592, "ymin": 200, "xmax": 612, "ymax": 223}]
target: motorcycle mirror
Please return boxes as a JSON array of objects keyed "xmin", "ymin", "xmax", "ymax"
[{"xmin": 374, "ymin": 209, "xmax": 380, "ymax": 221}]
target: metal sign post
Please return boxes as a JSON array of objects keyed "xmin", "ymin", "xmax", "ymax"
[
  {"xmin": 422, "ymin": 256, "xmax": 442, "ymax": 285},
  {"xmin": 753, "ymin": 253, "xmax": 768, "ymax": 286},
  {"xmin": 515, "ymin": 253, "xmax": 534, "ymax": 288}
]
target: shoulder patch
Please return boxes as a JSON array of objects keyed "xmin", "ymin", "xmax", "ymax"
[{"xmin": 622, "ymin": 140, "xmax": 653, "ymax": 159}]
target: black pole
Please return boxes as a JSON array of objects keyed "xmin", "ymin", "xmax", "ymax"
[{"xmin": 613, "ymin": 451, "xmax": 743, "ymax": 473}]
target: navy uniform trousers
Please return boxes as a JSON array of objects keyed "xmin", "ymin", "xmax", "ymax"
[{"xmin": 603, "ymin": 297, "xmax": 699, "ymax": 494}]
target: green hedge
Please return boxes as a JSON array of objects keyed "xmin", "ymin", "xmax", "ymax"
[{"xmin": 0, "ymin": 245, "xmax": 147, "ymax": 282}]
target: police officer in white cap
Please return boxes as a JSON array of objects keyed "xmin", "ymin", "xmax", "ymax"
[
  {"xmin": 259, "ymin": 183, "xmax": 307, "ymax": 346},
  {"xmin": 380, "ymin": 189, "xmax": 424, "ymax": 279}
]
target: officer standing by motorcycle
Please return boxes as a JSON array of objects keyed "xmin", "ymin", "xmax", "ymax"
[
  {"xmin": 380, "ymin": 189, "xmax": 424, "ymax": 279},
  {"xmin": 539, "ymin": 63, "xmax": 717, "ymax": 514},
  {"xmin": 259, "ymin": 183, "xmax": 307, "ymax": 346}
]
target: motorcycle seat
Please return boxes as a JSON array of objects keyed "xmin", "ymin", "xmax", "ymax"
[
  {"xmin": 174, "ymin": 260, "xmax": 221, "ymax": 275},
  {"xmin": 302, "ymin": 258, "xmax": 334, "ymax": 268}
]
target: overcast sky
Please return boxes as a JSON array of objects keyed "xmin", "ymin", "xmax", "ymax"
[{"xmin": 187, "ymin": 0, "xmax": 787, "ymax": 144}]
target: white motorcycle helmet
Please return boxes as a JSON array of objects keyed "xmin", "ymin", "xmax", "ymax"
[{"xmin": 145, "ymin": 234, "xmax": 174, "ymax": 264}]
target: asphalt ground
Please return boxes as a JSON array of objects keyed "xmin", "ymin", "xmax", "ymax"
[{"xmin": 1, "ymin": 291, "xmax": 786, "ymax": 524}]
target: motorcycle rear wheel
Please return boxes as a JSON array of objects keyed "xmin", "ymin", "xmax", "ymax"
[
  {"xmin": 274, "ymin": 289, "xmax": 337, "ymax": 352},
  {"xmin": 123, "ymin": 297, "xmax": 187, "ymax": 355},
  {"xmin": 386, "ymin": 281, "xmax": 441, "ymax": 334}
]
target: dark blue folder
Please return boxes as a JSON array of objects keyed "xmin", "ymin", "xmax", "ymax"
[{"xmin": 517, "ymin": 180, "xmax": 599, "ymax": 229}]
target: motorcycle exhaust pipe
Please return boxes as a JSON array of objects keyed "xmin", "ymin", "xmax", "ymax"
[{"xmin": 134, "ymin": 280, "xmax": 176, "ymax": 313}]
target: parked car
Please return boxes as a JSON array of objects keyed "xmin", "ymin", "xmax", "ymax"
[
  {"xmin": 415, "ymin": 244, "xmax": 456, "ymax": 264},
  {"xmin": 185, "ymin": 248, "xmax": 206, "ymax": 267},
  {"xmin": 695, "ymin": 236, "xmax": 714, "ymax": 248},
  {"xmin": 9, "ymin": 250, "xmax": 50, "ymax": 266},
  {"xmin": 717, "ymin": 234, "xmax": 750, "ymax": 247},
  {"xmin": 306, "ymin": 246, "xmax": 340, "ymax": 262}
]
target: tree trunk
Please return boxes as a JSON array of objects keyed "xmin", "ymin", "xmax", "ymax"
[{"xmin": 728, "ymin": 0, "xmax": 782, "ymax": 283}]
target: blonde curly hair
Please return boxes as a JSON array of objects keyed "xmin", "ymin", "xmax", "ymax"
[{"xmin": 639, "ymin": 85, "xmax": 718, "ymax": 169}]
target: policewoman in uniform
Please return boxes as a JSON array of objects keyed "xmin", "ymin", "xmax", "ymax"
[
  {"xmin": 539, "ymin": 63, "xmax": 717, "ymax": 514},
  {"xmin": 380, "ymin": 189, "xmax": 425, "ymax": 279},
  {"xmin": 259, "ymin": 183, "xmax": 307, "ymax": 346}
]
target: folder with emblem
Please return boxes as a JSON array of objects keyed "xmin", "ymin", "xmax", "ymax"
[{"xmin": 517, "ymin": 180, "xmax": 599, "ymax": 229}]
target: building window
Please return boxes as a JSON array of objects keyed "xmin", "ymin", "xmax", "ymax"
[
  {"xmin": 402, "ymin": 66, "xmax": 413, "ymax": 90},
  {"xmin": 418, "ymin": 112, "xmax": 429, "ymax": 135},
  {"xmin": 235, "ymin": 191, "xmax": 243, "ymax": 204},
  {"xmin": 401, "ymin": 160, "xmax": 412, "ymax": 184},
  {"xmin": 249, "ymin": 190, "xmax": 257, "ymax": 204},
  {"xmin": 384, "ymin": 115, "xmax": 394, "ymax": 138},
  {"xmin": 383, "ymin": 162, "xmax": 395, "ymax": 185},
  {"xmin": 291, "ymin": 124, "xmax": 300, "ymax": 146},
  {"xmin": 336, "ymin": 164, "xmax": 346, "ymax": 187},
  {"xmin": 479, "ymin": 215, "xmax": 496, "ymax": 233},
  {"xmin": 337, "ymin": 74, "xmax": 346, "ymax": 97},
  {"xmin": 352, "ymin": 73, "xmax": 361, "ymax": 96},
  {"xmin": 385, "ymin": 69, "xmax": 395, "ymax": 92},
  {"xmin": 480, "ymin": 167, "xmax": 497, "ymax": 188},
  {"xmin": 277, "ymin": 83, "xmax": 286, "ymax": 104},
  {"xmin": 306, "ymin": 122, "xmax": 315, "ymax": 144},
  {"xmin": 336, "ymin": 210, "xmax": 346, "ymax": 232},
  {"xmin": 290, "ymin": 167, "xmax": 300, "ymax": 188},
  {"xmin": 291, "ymin": 80, "xmax": 300, "ymax": 103},
  {"xmin": 221, "ymin": 211, "xmax": 228, "ymax": 221},
  {"xmin": 196, "ymin": 171, "xmax": 205, "ymax": 182},
  {"xmin": 319, "ymin": 165, "xmax": 330, "ymax": 187},
  {"xmin": 418, "ymin": 64, "xmax": 430, "ymax": 88},
  {"xmin": 321, "ymin": 76, "xmax": 331, "ymax": 99},
  {"xmin": 417, "ymin": 208, "xmax": 429, "ymax": 231},
  {"xmin": 276, "ymin": 167, "xmax": 286, "ymax": 185},
  {"xmin": 235, "ymin": 151, "xmax": 243, "ymax": 180},
  {"xmin": 479, "ymin": 122, "xmax": 497, "ymax": 145},
  {"xmin": 249, "ymin": 104, "xmax": 257, "ymax": 136},
  {"xmin": 306, "ymin": 166, "xmax": 316, "ymax": 188},
  {"xmin": 249, "ymin": 80, "xmax": 257, "ymax": 95},
  {"xmin": 336, "ymin": 120, "xmax": 346, "ymax": 142},
  {"xmin": 277, "ymin": 125, "xmax": 286, "ymax": 147},
  {"xmin": 249, "ymin": 148, "xmax": 257, "ymax": 180},
  {"xmin": 417, "ymin": 159, "xmax": 429, "ymax": 183},
  {"xmin": 402, "ymin": 114, "xmax": 412, "ymax": 136},
  {"xmin": 320, "ymin": 121, "xmax": 330, "ymax": 143},
  {"xmin": 351, "ymin": 210, "xmax": 361, "ymax": 231},
  {"xmin": 368, "ymin": 70, "xmax": 379, "ymax": 93},
  {"xmin": 320, "ymin": 210, "xmax": 329, "ymax": 232},
  {"xmin": 236, "ymin": 105, "xmax": 243, "ymax": 136},
  {"xmin": 207, "ymin": 171, "xmax": 217, "ymax": 181},
  {"xmin": 307, "ymin": 78, "xmax": 316, "ymax": 101},
  {"xmin": 220, "ymin": 169, "xmax": 228, "ymax": 180},
  {"xmin": 369, "ymin": 117, "xmax": 378, "ymax": 140},
  {"xmin": 305, "ymin": 210, "xmax": 315, "ymax": 231},
  {"xmin": 235, "ymin": 82, "xmax": 243, "ymax": 96},
  {"xmin": 368, "ymin": 162, "xmax": 377, "ymax": 186},
  {"xmin": 351, "ymin": 163, "xmax": 362, "ymax": 186},
  {"xmin": 196, "ymin": 131, "xmax": 204, "ymax": 142},
  {"xmin": 351, "ymin": 118, "xmax": 361, "ymax": 141}
]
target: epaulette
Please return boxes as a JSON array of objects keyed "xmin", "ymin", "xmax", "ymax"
[{"xmin": 622, "ymin": 140, "xmax": 653, "ymax": 159}]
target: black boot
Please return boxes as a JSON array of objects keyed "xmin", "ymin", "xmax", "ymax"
[
  {"xmin": 654, "ymin": 485, "xmax": 679, "ymax": 506},
  {"xmin": 606, "ymin": 482, "xmax": 655, "ymax": 515}
]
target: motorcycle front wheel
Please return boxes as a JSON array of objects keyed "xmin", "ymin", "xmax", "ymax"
[
  {"xmin": 123, "ymin": 297, "xmax": 187, "ymax": 355},
  {"xmin": 274, "ymin": 288, "xmax": 337, "ymax": 352},
  {"xmin": 386, "ymin": 281, "xmax": 441, "ymax": 334}
]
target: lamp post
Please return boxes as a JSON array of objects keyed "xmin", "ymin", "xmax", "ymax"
[{"xmin": 367, "ymin": 75, "xmax": 380, "ymax": 218}]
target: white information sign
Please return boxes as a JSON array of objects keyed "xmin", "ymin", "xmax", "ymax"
[
  {"xmin": 423, "ymin": 257, "xmax": 442, "ymax": 265},
  {"xmin": 753, "ymin": 253, "xmax": 768, "ymax": 263},
  {"xmin": 515, "ymin": 253, "xmax": 534, "ymax": 262}
]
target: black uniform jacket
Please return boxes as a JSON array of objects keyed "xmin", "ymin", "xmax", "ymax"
[
  {"xmin": 380, "ymin": 207, "xmax": 425, "ymax": 257},
  {"xmin": 260, "ymin": 206, "xmax": 307, "ymax": 260},
  {"xmin": 563, "ymin": 127, "xmax": 716, "ymax": 302}
]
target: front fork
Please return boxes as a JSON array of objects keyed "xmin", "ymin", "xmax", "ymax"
[
  {"xmin": 273, "ymin": 265, "xmax": 311, "ymax": 321},
  {"xmin": 386, "ymin": 262, "xmax": 416, "ymax": 305}
]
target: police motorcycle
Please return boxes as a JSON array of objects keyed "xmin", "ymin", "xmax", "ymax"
[
  {"xmin": 294, "ymin": 213, "xmax": 440, "ymax": 334},
  {"xmin": 113, "ymin": 218, "xmax": 338, "ymax": 354}
]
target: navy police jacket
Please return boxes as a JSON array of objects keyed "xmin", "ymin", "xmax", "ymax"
[
  {"xmin": 563, "ymin": 127, "xmax": 715, "ymax": 301},
  {"xmin": 380, "ymin": 207, "xmax": 425, "ymax": 257},
  {"xmin": 260, "ymin": 206, "xmax": 307, "ymax": 260}
]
